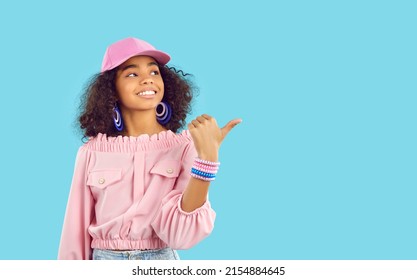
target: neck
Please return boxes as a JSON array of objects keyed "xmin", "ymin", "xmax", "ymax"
[{"xmin": 120, "ymin": 110, "xmax": 167, "ymax": 137}]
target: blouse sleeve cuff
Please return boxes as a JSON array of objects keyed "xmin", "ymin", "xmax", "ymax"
[{"xmin": 176, "ymin": 193, "xmax": 212, "ymax": 215}]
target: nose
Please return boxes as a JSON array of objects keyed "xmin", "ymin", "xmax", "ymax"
[{"xmin": 140, "ymin": 76, "xmax": 154, "ymax": 85}]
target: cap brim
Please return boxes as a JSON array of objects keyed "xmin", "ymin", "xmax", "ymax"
[{"xmin": 137, "ymin": 50, "xmax": 171, "ymax": 65}]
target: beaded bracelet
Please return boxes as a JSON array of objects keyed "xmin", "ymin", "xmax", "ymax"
[
  {"xmin": 192, "ymin": 162, "xmax": 219, "ymax": 173},
  {"xmin": 191, "ymin": 168, "xmax": 217, "ymax": 178},
  {"xmin": 194, "ymin": 157, "xmax": 221, "ymax": 167},
  {"xmin": 190, "ymin": 173, "xmax": 216, "ymax": 181},
  {"xmin": 190, "ymin": 157, "xmax": 220, "ymax": 182}
]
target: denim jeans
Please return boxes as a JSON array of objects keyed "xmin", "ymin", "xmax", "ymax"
[{"xmin": 92, "ymin": 247, "xmax": 180, "ymax": 260}]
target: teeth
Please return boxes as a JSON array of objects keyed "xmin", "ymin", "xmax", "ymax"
[{"xmin": 138, "ymin": 91, "xmax": 156, "ymax": 96}]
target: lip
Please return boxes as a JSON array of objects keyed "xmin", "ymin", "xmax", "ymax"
[
  {"xmin": 138, "ymin": 93, "xmax": 156, "ymax": 99},
  {"xmin": 136, "ymin": 88, "xmax": 158, "ymax": 98}
]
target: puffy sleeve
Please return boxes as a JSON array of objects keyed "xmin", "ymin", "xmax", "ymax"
[
  {"xmin": 58, "ymin": 146, "xmax": 94, "ymax": 260},
  {"xmin": 151, "ymin": 141, "xmax": 216, "ymax": 250}
]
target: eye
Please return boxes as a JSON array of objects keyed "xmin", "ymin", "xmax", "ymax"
[
  {"xmin": 150, "ymin": 70, "xmax": 160, "ymax": 76},
  {"xmin": 126, "ymin": 73, "xmax": 137, "ymax": 77}
]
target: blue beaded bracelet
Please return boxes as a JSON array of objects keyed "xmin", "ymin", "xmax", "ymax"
[{"xmin": 191, "ymin": 168, "xmax": 216, "ymax": 178}]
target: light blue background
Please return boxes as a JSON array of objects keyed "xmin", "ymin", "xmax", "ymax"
[{"xmin": 0, "ymin": 0, "xmax": 415, "ymax": 260}]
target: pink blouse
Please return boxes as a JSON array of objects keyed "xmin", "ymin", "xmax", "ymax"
[{"xmin": 58, "ymin": 130, "xmax": 216, "ymax": 260}]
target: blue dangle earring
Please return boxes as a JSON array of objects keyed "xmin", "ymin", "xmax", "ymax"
[
  {"xmin": 113, "ymin": 103, "xmax": 124, "ymax": 131},
  {"xmin": 156, "ymin": 101, "xmax": 172, "ymax": 125}
]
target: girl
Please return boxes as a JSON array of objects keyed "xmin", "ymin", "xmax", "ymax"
[{"xmin": 58, "ymin": 37, "xmax": 241, "ymax": 260}]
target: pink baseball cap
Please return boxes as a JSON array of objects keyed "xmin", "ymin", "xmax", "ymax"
[{"xmin": 101, "ymin": 37, "xmax": 171, "ymax": 72}]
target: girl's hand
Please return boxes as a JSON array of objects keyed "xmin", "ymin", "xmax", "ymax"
[{"xmin": 188, "ymin": 114, "xmax": 242, "ymax": 162}]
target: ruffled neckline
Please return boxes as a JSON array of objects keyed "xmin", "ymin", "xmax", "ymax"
[
  {"xmin": 95, "ymin": 130, "xmax": 189, "ymax": 143},
  {"xmin": 84, "ymin": 130, "xmax": 192, "ymax": 153}
]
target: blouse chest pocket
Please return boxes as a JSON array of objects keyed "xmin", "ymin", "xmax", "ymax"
[
  {"xmin": 150, "ymin": 159, "xmax": 181, "ymax": 178},
  {"xmin": 87, "ymin": 169, "xmax": 122, "ymax": 189}
]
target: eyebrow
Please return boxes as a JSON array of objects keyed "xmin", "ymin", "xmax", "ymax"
[{"xmin": 120, "ymin": 61, "xmax": 158, "ymax": 72}]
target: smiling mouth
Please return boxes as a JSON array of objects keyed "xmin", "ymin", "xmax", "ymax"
[{"xmin": 137, "ymin": 90, "xmax": 156, "ymax": 96}]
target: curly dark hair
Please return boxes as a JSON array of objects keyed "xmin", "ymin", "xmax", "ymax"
[{"xmin": 77, "ymin": 65, "xmax": 196, "ymax": 138}]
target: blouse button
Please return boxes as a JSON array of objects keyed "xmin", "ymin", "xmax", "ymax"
[
  {"xmin": 166, "ymin": 168, "xmax": 174, "ymax": 174},
  {"xmin": 98, "ymin": 178, "xmax": 105, "ymax": 184}
]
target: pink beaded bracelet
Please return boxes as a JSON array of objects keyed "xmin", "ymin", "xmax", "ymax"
[
  {"xmin": 194, "ymin": 157, "xmax": 220, "ymax": 166},
  {"xmin": 190, "ymin": 173, "xmax": 216, "ymax": 181},
  {"xmin": 192, "ymin": 162, "xmax": 219, "ymax": 173}
]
